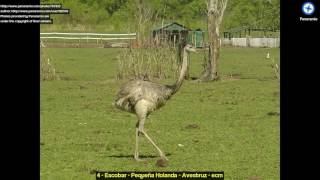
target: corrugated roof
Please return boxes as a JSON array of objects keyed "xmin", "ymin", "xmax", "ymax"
[{"xmin": 152, "ymin": 22, "xmax": 191, "ymax": 32}]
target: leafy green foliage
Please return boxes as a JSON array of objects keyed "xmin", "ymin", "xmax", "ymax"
[
  {"xmin": 224, "ymin": 0, "xmax": 280, "ymax": 30},
  {"xmin": 41, "ymin": 0, "xmax": 279, "ymax": 32}
]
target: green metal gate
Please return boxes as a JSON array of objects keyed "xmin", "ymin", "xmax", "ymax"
[
  {"xmin": 194, "ymin": 30, "xmax": 204, "ymax": 48},
  {"xmin": 187, "ymin": 30, "xmax": 204, "ymax": 48}
]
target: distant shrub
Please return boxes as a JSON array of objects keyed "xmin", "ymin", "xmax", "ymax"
[
  {"xmin": 270, "ymin": 57, "xmax": 280, "ymax": 80},
  {"xmin": 117, "ymin": 44, "xmax": 179, "ymax": 80},
  {"xmin": 40, "ymin": 47, "xmax": 59, "ymax": 81}
]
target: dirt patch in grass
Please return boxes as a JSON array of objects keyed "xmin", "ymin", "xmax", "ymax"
[
  {"xmin": 267, "ymin": 111, "xmax": 280, "ymax": 116},
  {"xmin": 221, "ymin": 100, "xmax": 238, "ymax": 105},
  {"xmin": 185, "ymin": 124, "xmax": 200, "ymax": 129},
  {"xmin": 156, "ymin": 158, "xmax": 168, "ymax": 167},
  {"xmin": 273, "ymin": 91, "xmax": 280, "ymax": 96},
  {"xmin": 92, "ymin": 130, "xmax": 104, "ymax": 134}
]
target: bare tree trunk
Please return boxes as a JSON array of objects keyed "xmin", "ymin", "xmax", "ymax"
[
  {"xmin": 135, "ymin": 0, "xmax": 152, "ymax": 48},
  {"xmin": 201, "ymin": 0, "xmax": 227, "ymax": 81}
]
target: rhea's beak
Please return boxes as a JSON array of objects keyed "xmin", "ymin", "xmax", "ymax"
[{"xmin": 190, "ymin": 47, "xmax": 197, "ymax": 53}]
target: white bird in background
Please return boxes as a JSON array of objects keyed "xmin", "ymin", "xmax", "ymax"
[{"xmin": 266, "ymin": 52, "xmax": 270, "ymax": 59}]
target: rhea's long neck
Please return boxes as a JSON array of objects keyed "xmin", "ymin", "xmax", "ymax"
[{"xmin": 170, "ymin": 48, "xmax": 188, "ymax": 95}]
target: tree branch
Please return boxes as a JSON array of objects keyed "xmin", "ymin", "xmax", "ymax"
[{"xmin": 217, "ymin": 0, "xmax": 228, "ymax": 25}]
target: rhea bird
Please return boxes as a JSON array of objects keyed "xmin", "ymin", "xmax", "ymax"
[{"xmin": 114, "ymin": 44, "xmax": 196, "ymax": 162}]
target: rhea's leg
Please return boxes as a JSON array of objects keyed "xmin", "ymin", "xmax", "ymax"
[
  {"xmin": 135, "ymin": 99, "xmax": 168, "ymax": 161},
  {"xmin": 134, "ymin": 122, "xmax": 144, "ymax": 161},
  {"xmin": 139, "ymin": 129, "xmax": 168, "ymax": 161},
  {"xmin": 137, "ymin": 116, "xmax": 168, "ymax": 160}
]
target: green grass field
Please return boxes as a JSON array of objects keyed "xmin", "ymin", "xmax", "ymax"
[{"xmin": 40, "ymin": 47, "xmax": 279, "ymax": 180}]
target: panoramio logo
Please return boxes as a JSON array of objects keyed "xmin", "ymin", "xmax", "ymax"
[{"xmin": 300, "ymin": 2, "xmax": 318, "ymax": 21}]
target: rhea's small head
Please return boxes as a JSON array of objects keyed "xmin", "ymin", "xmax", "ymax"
[{"xmin": 184, "ymin": 44, "xmax": 196, "ymax": 52}]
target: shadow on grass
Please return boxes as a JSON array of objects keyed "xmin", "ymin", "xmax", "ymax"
[{"xmin": 107, "ymin": 153, "xmax": 172, "ymax": 159}]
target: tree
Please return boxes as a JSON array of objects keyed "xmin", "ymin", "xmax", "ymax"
[
  {"xmin": 200, "ymin": 0, "xmax": 227, "ymax": 81},
  {"xmin": 135, "ymin": 0, "xmax": 153, "ymax": 47}
]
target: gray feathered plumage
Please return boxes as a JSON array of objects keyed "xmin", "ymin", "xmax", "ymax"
[
  {"xmin": 113, "ymin": 44, "xmax": 196, "ymax": 162},
  {"xmin": 114, "ymin": 80, "xmax": 174, "ymax": 113}
]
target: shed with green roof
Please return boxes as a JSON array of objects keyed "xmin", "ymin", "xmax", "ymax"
[
  {"xmin": 152, "ymin": 22, "xmax": 191, "ymax": 46},
  {"xmin": 151, "ymin": 22, "xmax": 204, "ymax": 48}
]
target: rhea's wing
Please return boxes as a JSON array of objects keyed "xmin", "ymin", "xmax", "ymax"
[
  {"xmin": 114, "ymin": 80, "xmax": 173, "ymax": 112},
  {"xmin": 114, "ymin": 80, "xmax": 145, "ymax": 112},
  {"xmin": 115, "ymin": 80, "xmax": 142, "ymax": 100}
]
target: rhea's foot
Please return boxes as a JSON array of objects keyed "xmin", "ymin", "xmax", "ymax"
[
  {"xmin": 156, "ymin": 158, "xmax": 168, "ymax": 167},
  {"xmin": 160, "ymin": 154, "xmax": 169, "ymax": 161},
  {"xmin": 134, "ymin": 156, "xmax": 146, "ymax": 162}
]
